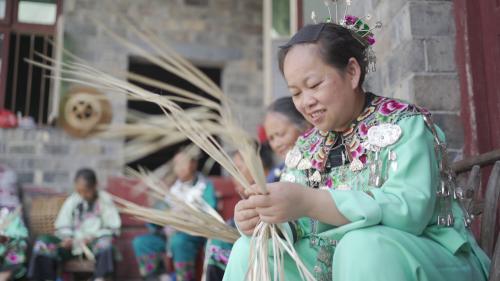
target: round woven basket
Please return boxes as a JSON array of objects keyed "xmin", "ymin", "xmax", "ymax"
[{"xmin": 59, "ymin": 87, "xmax": 113, "ymax": 138}]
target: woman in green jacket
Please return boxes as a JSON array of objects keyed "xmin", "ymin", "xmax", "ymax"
[
  {"xmin": 224, "ymin": 21, "xmax": 491, "ymax": 281},
  {"xmin": 27, "ymin": 168, "xmax": 121, "ymax": 281}
]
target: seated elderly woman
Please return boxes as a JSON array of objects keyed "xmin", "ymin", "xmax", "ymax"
[
  {"xmin": 224, "ymin": 18, "xmax": 491, "ymax": 281},
  {"xmin": 27, "ymin": 168, "xmax": 121, "ymax": 281},
  {"xmin": 0, "ymin": 164, "xmax": 28, "ymax": 281},
  {"xmin": 133, "ymin": 148, "xmax": 217, "ymax": 281}
]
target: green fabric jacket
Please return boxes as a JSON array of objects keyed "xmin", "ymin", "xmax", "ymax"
[{"xmin": 54, "ymin": 189, "xmax": 121, "ymax": 256}]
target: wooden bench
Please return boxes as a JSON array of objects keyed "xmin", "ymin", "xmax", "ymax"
[{"xmin": 451, "ymin": 149, "xmax": 500, "ymax": 280}]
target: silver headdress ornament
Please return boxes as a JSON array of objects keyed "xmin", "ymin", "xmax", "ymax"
[{"xmin": 314, "ymin": 0, "xmax": 383, "ymax": 74}]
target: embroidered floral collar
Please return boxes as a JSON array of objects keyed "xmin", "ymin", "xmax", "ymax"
[{"xmin": 294, "ymin": 94, "xmax": 427, "ymax": 171}]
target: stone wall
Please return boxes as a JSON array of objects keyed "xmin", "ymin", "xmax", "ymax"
[
  {"xmin": 348, "ymin": 0, "xmax": 463, "ymax": 161},
  {"xmin": 0, "ymin": 128, "xmax": 124, "ymax": 193}
]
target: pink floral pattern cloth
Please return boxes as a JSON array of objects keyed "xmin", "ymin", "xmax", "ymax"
[{"xmin": 295, "ymin": 95, "xmax": 428, "ymax": 171}]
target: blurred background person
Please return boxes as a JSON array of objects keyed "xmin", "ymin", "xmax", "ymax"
[
  {"xmin": 0, "ymin": 164, "xmax": 28, "ymax": 280},
  {"xmin": 27, "ymin": 168, "xmax": 121, "ymax": 281},
  {"xmin": 204, "ymin": 141, "xmax": 273, "ymax": 281},
  {"xmin": 132, "ymin": 148, "xmax": 217, "ymax": 281},
  {"xmin": 264, "ymin": 97, "xmax": 312, "ymax": 182}
]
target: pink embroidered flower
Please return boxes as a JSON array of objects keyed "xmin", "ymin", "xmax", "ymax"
[
  {"xmin": 358, "ymin": 123, "xmax": 369, "ymax": 137},
  {"xmin": 6, "ymin": 252, "xmax": 19, "ymax": 264},
  {"xmin": 48, "ymin": 243, "xmax": 57, "ymax": 253},
  {"xmin": 349, "ymin": 139, "xmax": 364, "ymax": 159},
  {"xmin": 345, "ymin": 15, "xmax": 358, "ymax": 25},
  {"xmin": 368, "ymin": 38, "xmax": 375, "ymax": 45},
  {"xmin": 184, "ymin": 271, "xmax": 195, "ymax": 280},
  {"xmin": 359, "ymin": 154, "xmax": 368, "ymax": 164},
  {"xmin": 174, "ymin": 261, "xmax": 187, "ymax": 269},
  {"xmin": 324, "ymin": 177, "xmax": 334, "ymax": 189},
  {"xmin": 144, "ymin": 262, "xmax": 156, "ymax": 273},
  {"xmin": 219, "ymin": 253, "xmax": 230, "ymax": 264},
  {"xmin": 379, "ymin": 100, "xmax": 408, "ymax": 116}
]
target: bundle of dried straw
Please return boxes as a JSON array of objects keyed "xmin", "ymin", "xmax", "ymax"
[
  {"xmin": 27, "ymin": 11, "xmax": 315, "ymax": 281},
  {"xmin": 0, "ymin": 204, "xmax": 22, "ymax": 232}
]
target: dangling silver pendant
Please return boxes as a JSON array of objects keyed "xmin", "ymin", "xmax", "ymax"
[
  {"xmin": 391, "ymin": 161, "xmax": 397, "ymax": 172},
  {"xmin": 349, "ymin": 158, "xmax": 363, "ymax": 172},
  {"xmin": 337, "ymin": 184, "xmax": 351, "ymax": 191},
  {"xmin": 298, "ymin": 159, "xmax": 313, "ymax": 170},
  {"xmin": 285, "ymin": 148, "xmax": 302, "ymax": 169},
  {"xmin": 446, "ymin": 213, "xmax": 455, "ymax": 227},
  {"xmin": 310, "ymin": 170, "xmax": 322, "ymax": 183}
]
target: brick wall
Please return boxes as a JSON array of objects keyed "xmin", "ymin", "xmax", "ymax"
[
  {"xmin": 0, "ymin": 128, "xmax": 124, "ymax": 193},
  {"xmin": 348, "ymin": 0, "xmax": 463, "ymax": 161}
]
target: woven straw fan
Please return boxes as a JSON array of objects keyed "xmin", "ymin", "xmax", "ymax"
[{"xmin": 26, "ymin": 12, "xmax": 315, "ymax": 281}]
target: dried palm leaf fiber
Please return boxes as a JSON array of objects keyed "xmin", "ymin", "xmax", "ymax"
[
  {"xmin": 0, "ymin": 204, "xmax": 22, "ymax": 232},
  {"xmin": 26, "ymin": 11, "xmax": 315, "ymax": 281},
  {"xmin": 78, "ymin": 241, "xmax": 96, "ymax": 263},
  {"xmin": 97, "ymin": 108, "xmax": 222, "ymax": 163},
  {"xmin": 123, "ymin": 144, "xmax": 201, "ymax": 206},
  {"xmin": 114, "ymin": 166, "xmax": 240, "ymax": 244}
]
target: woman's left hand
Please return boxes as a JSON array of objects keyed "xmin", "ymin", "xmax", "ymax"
[{"xmin": 245, "ymin": 182, "xmax": 312, "ymax": 224}]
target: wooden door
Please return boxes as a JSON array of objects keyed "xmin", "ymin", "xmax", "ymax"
[{"xmin": 479, "ymin": 0, "xmax": 500, "ymax": 151}]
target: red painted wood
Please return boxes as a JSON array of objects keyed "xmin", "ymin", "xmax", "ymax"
[
  {"xmin": 479, "ymin": 0, "xmax": 500, "ymax": 250},
  {"xmin": 209, "ymin": 176, "xmax": 239, "ymax": 221},
  {"xmin": 105, "ymin": 176, "xmax": 148, "ymax": 227},
  {"xmin": 453, "ymin": 0, "xmax": 490, "ymax": 238},
  {"xmin": 0, "ymin": 0, "xmax": 13, "ymax": 27},
  {"xmin": 11, "ymin": 0, "xmax": 63, "ymax": 35},
  {"xmin": 479, "ymin": 0, "xmax": 500, "ymax": 152},
  {"xmin": 115, "ymin": 227, "xmax": 150, "ymax": 280},
  {"xmin": 453, "ymin": 0, "xmax": 500, "ymax": 240},
  {"xmin": 453, "ymin": 0, "xmax": 491, "ymax": 159},
  {"xmin": 297, "ymin": 0, "xmax": 303, "ymax": 30}
]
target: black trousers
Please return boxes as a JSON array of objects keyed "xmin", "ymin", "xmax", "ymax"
[{"xmin": 27, "ymin": 247, "xmax": 114, "ymax": 280}]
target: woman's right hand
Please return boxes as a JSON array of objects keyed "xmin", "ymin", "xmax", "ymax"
[
  {"xmin": 61, "ymin": 237, "xmax": 73, "ymax": 249},
  {"xmin": 234, "ymin": 199, "xmax": 260, "ymax": 237}
]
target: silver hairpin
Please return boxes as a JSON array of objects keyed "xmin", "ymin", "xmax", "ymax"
[{"xmin": 310, "ymin": 0, "xmax": 383, "ymax": 74}]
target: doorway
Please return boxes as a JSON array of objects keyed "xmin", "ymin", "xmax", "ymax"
[{"xmin": 127, "ymin": 57, "xmax": 222, "ymax": 176}]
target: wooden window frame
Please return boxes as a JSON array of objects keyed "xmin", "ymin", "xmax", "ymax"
[
  {"xmin": 0, "ymin": 0, "xmax": 62, "ymax": 110},
  {"xmin": 0, "ymin": 0, "xmax": 13, "ymax": 26},
  {"xmin": 0, "ymin": 27, "xmax": 10, "ymax": 109},
  {"xmin": 263, "ymin": 0, "xmax": 299, "ymax": 106},
  {"xmin": 11, "ymin": 0, "xmax": 63, "ymax": 34}
]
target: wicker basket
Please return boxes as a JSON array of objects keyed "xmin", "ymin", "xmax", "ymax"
[{"xmin": 29, "ymin": 195, "xmax": 68, "ymax": 238}]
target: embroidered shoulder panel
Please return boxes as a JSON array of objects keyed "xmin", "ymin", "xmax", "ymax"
[{"xmin": 295, "ymin": 95, "xmax": 428, "ymax": 171}]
